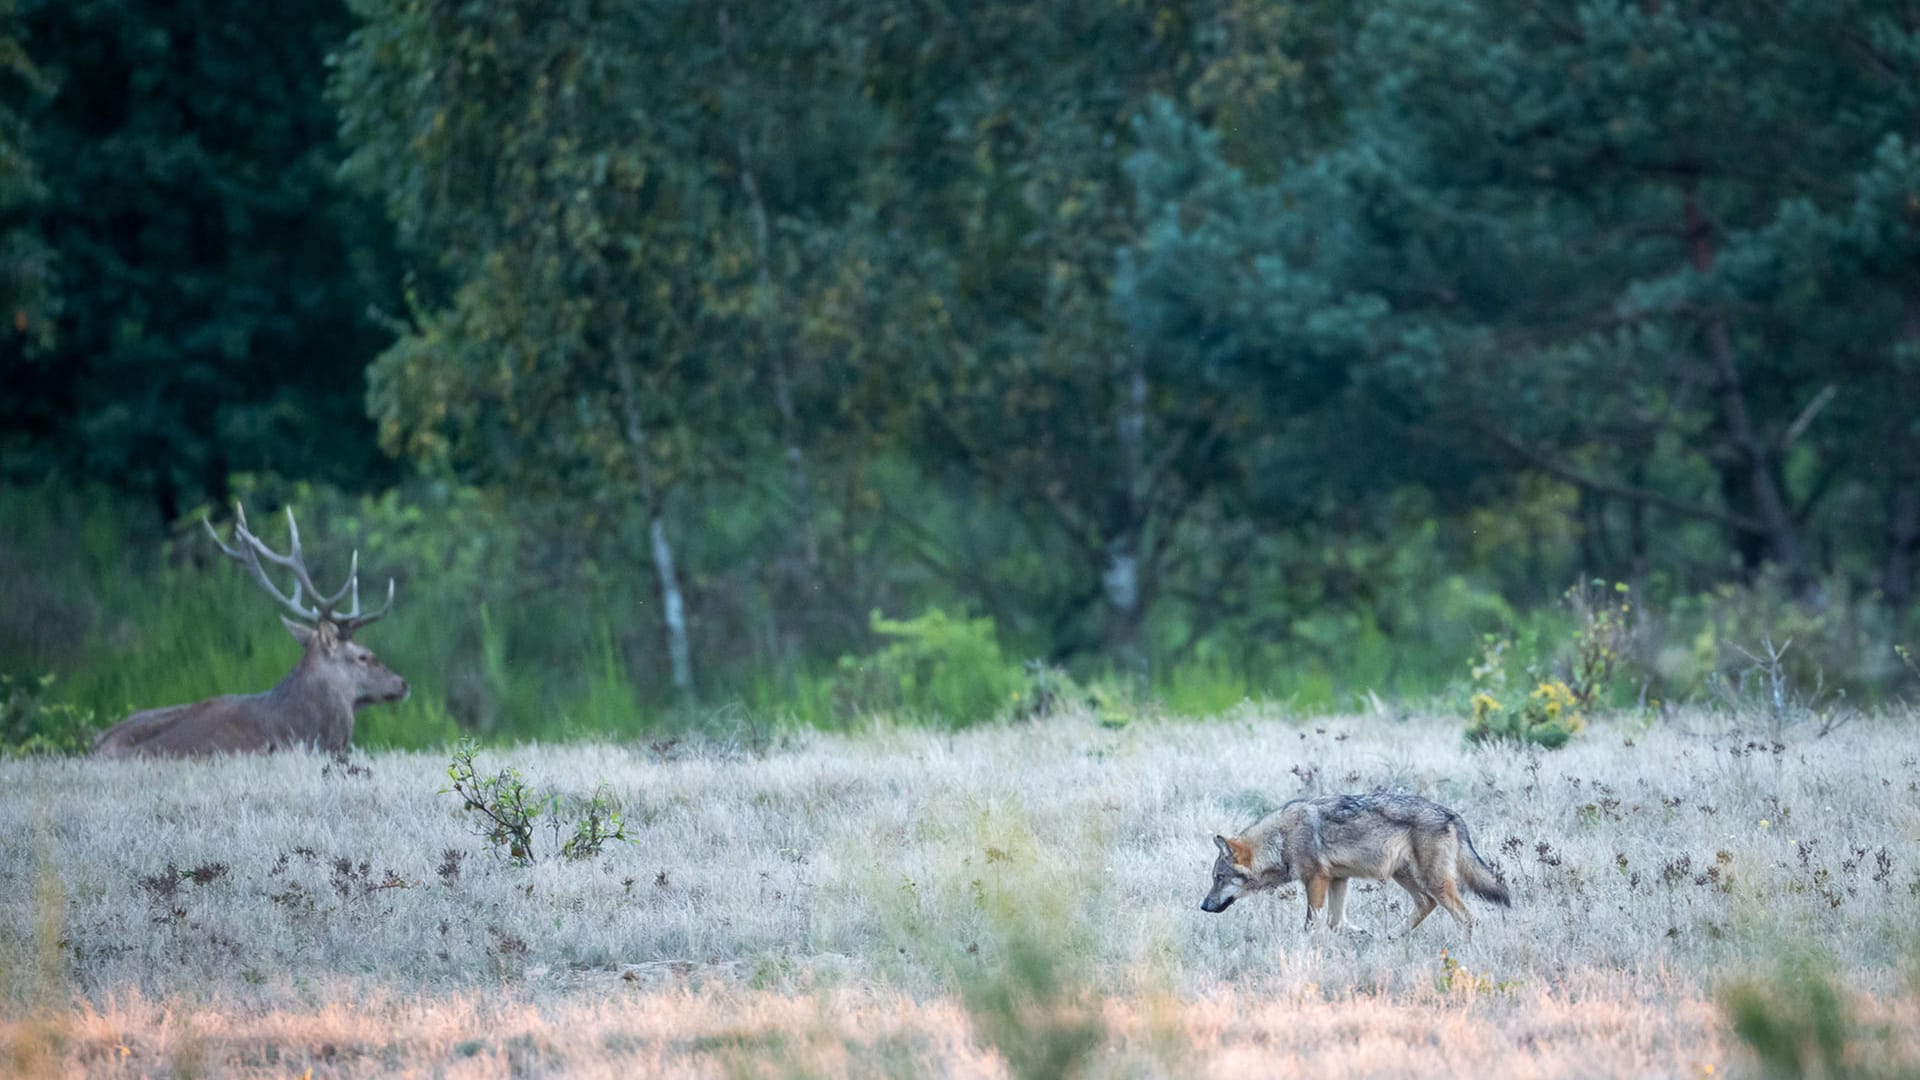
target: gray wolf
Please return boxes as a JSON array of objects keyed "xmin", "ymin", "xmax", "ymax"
[{"xmin": 1201, "ymin": 792, "xmax": 1510, "ymax": 935}]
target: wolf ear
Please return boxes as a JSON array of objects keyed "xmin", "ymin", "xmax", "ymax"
[{"xmin": 1217, "ymin": 834, "xmax": 1254, "ymax": 867}]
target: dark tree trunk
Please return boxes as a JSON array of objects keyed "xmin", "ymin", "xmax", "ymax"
[
  {"xmin": 1102, "ymin": 353, "xmax": 1150, "ymax": 678},
  {"xmin": 1716, "ymin": 458, "xmax": 1770, "ymax": 577},
  {"xmin": 153, "ymin": 467, "xmax": 180, "ymax": 529},
  {"xmin": 1886, "ymin": 296, "xmax": 1920, "ymax": 608},
  {"xmin": 720, "ymin": 7, "xmax": 819, "ymax": 589},
  {"xmin": 1626, "ymin": 461, "xmax": 1649, "ymax": 588},
  {"xmin": 1684, "ymin": 187, "xmax": 1814, "ymax": 597},
  {"xmin": 205, "ymin": 450, "xmax": 230, "ymax": 510},
  {"xmin": 1576, "ymin": 487, "xmax": 1605, "ymax": 580},
  {"xmin": 1886, "ymin": 458, "xmax": 1918, "ymax": 609},
  {"xmin": 737, "ymin": 142, "xmax": 819, "ymax": 581}
]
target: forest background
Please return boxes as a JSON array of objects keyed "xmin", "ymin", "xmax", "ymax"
[{"xmin": 4, "ymin": 0, "xmax": 1918, "ymax": 746}]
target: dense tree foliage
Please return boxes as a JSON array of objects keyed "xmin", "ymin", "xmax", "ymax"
[
  {"xmin": 1124, "ymin": 1, "xmax": 1920, "ymax": 603},
  {"xmin": 3, "ymin": 0, "xmax": 399, "ymax": 523},
  {"xmin": 5, "ymin": 0, "xmax": 1916, "ymax": 712},
  {"xmin": 0, "ymin": 0, "xmax": 58, "ymax": 435}
]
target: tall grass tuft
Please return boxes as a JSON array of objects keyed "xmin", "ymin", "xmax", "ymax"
[
  {"xmin": 1, "ymin": 822, "xmax": 70, "ymax": 1078},
  {"xmin": 959, "ymin": 929, "xmax": 1106, "ymax": 1080},
  {"xmin": 1721, "ymin": 951, "xmax": 1917, "ymax": 1079}
]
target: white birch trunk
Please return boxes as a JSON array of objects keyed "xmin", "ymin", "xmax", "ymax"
[{"xmin": 617, "ymin": 359, "xmax": 695, "ymax": 700}]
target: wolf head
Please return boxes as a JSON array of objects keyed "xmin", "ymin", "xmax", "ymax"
[{"xmin": 1201, "ymin": 834, "xmax": 1254, "ymax": 913}]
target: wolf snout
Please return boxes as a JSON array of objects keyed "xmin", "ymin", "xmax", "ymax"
[{"xmin": 1200, "ymin": 896, "xmax": 1234, "ymax": 913}]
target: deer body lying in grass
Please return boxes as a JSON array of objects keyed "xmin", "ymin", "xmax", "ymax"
[{"xmin": 92, "ymin": 505, "xmax": 407, "ymax": 759}]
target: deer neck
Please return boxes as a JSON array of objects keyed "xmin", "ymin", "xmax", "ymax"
[{"xmin": 269, "ymin": 650, "xmax": 359, "ymax": 721}]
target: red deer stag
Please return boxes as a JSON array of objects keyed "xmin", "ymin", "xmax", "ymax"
[{"xmin": 92, "ymin": 504, "xmax": 407, "ymax": 758}]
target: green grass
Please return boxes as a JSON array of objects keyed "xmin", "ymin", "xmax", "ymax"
[
  {"xmin": 0, "ymin": 482, "xmax": 653, "ymax": 748},
  {"xmin": 3, "ymin": 482, "xmax": 1915, "ymax": 753}
]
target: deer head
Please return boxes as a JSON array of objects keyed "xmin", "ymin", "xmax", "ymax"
[
  {"xmin": 204, "ymin": 503, "xmax": 409, "ymax": 709},
  {"xmin": 94, "ymin": 502, "xmax": 408, "ymax": 758}
]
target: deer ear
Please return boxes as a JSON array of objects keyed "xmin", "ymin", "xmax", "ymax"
[{"xmin": 281, "ymin": 615, "xmax": 317, "ymax": 647}]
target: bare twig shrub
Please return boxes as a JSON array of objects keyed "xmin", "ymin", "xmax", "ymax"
[{"xmin": 1710, "ymin": 637, "xmax": 1854, "ymax": 741}]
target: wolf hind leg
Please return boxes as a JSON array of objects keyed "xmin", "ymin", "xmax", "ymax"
[
  {"xmin": 1393, "ymin": 869, "xmax": 1436, "ymax": 934},
  {"xmin": 1325, "ymin": 878, "xmax": 1350, "ymax": 930},
  {"xmin": 1435, "ymin": 878, "xmax": 1475, "ymax": 939}
]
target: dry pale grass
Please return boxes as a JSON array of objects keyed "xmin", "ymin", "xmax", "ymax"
[{"xmin": 3, "ymin": 705, "xmax": 1919, "ymax": 1077}]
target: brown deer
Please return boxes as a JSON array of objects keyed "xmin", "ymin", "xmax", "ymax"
[{"xmin": 92, "ymin": 504, "xmax": 408, "ymax": 758}]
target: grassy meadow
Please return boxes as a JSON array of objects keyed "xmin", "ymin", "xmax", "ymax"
[
  {"xmin": 13, "ymin": 2, "xmax": 1920, "ymax": 1075},
  {"xmin": 4, "ymin": 706, "xmax": 1919, "ymax": 1077}
]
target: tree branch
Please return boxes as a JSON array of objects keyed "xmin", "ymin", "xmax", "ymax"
[
  {"xmin": 920, "ymin": 399, "xmax": 1103, "ymax": 556},
  {"xmin": 1476, "ymin": 424, "xmax": 1766, "ymax": 535}
]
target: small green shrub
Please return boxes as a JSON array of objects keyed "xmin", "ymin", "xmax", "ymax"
[
  {"xmin": 444, "ymin": 740, "xmax": 542, "ymax": 864},
  {"xmin": 1435, "ymin": 947, "xmax": 1520, "ymax": 997},
  {"xmin": 558, "ymin": 784, "xmax": 630, "ymax": 862},
  {"xmin": 1009, "ymin": 660, "xmax": 1081, "ymax": 721},
  {"xmin": 1005, "ymin": 661, "xmax": 1135, "ymax": 727},
  {"xmin": 1564, "ymin": 579, "xmax": 1636, "ymax": 707},
  {"xmin": 830, "ymin": 609, "xmax": 1025, "ymax": 727},
  {"xmin": 1460, "ymin": 632, "xmax": 1586, "ymax": 750},
  {"xmin": 1, "ymin": 673, "xmax": 97, "ymax": 756},
  {"xmin": 443, "ymin": 740, "xmax": 631, "ymax": 865},
  {"xmin": 1462, "ymin": 648, "xmax": 1584, "ymax": 749},
  {"xmin": 1460, "ymin": 581, "xmax": 1639, "ymax": 750}
]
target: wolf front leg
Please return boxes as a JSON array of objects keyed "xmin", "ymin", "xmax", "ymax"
[
  {"xmin": 1325, "ymin": 878, "xmax": 1350, "ymax": 930},
  {"xmin": 1302, "ymin": 876, "xmax": 1330, "ymax": 930}
]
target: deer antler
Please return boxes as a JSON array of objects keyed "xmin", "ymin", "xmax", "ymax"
[
  {"xmin": 332, "ymin": 560, "xmax": 395, "ymax": 637},
  {"xmin": 204, "ymin": 503, "xmax": 396, "ymax": 636}
]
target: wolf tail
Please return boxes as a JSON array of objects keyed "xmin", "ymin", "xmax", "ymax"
[{"xmin": 1455, "ymin": 820, "xmax": 1512, "ymax": 907}]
